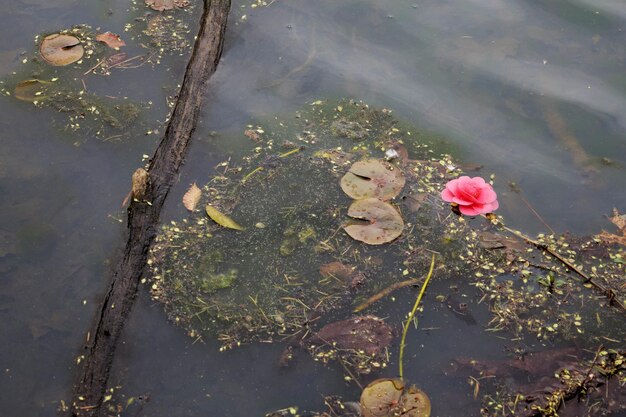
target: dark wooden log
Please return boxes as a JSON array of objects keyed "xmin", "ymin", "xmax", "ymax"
[{"xmin": 70, "ymin": 1, "xmax": 231, "ymax": 415}]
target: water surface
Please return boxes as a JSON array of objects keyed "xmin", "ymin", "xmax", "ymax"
[{"xmin": 0, "ymin": 0, "xmax": 624, "ymax": 416}]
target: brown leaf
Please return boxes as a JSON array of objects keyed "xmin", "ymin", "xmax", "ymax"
[
  {"xmin": 319, "ymin": 261, "xmax": 365, "ymax": 289},
  {"xmin": 95, "ymin": 32, "xmax": 126, "ymax": 49},
  {"xmin": 39, "ymin": 33, "xmax": 84, "ymax": 66},
  {"xmin": 360, "ymin": 378, "xmax": 431, "ymax": 417},
  {"xmin": 344, "ymin": 198, "xmax": 404, "ymax": 245},
  {"xmin": 131, "ymin": 168, "xmax": 149, "ymax": 201},
  {"xmin": 182, "ymin": 183, "xmax": 202, "ymax": 212},
  {"xmin": 608, "ymin": 208, "xmax": 626, "ymax": 231},
  {"xmin": 311, "ymin": 316, "xmax": 393, "ymax": 356},
  {"xmin": 595, "ymin": 231, "xmax": 626, "ymax": 247},
  {"xmin": 145, "ymin": 0, "xmax": 189, "ymax": 11},
  {"xmin": 595, "ymin": 208, "xmax": 626, "ymax": 247},
  {"xmin": 341, "ymin": 159, "xmax": 405, "ymax": 201},
  {"xmin": 13, "ymin": 79, "xmax": 51, "ymax": 102},
  {"xmin": 106, "ymin": 52, "xmax": 128, "ymax": 66},
  {"xmin": 244, "ymin": 129, "xmax": 261, "ymax": 142}
]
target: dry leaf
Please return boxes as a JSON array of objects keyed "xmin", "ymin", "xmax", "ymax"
[
  {"xmin": 595, "ymin": 208, "xmax": 626, "ymax": 247},
  {"xmin": 244, "ymin": 129, "xmax": 261, "ymax": 142},
  {"xmin": 205, "ymin": 205, "xmax": 244, "ymax": 230},
  {"xmin": 340, "ymin": 159, "xmax": 405, "ymax": 201},
  {"xmin": 344, "ymin": 198, "xmax": 404, "ymax": 245},
  {"xmin": 145, "ymin": 0, "xmax": 189, "ymax": 11},
  {"xmin": 39, "ymin": 34, "xmax": 84, "ymax": 66},
  {"xmin": 608, "ymin": 208, "xmax": 626, "ymax": 231},
  {"xmin": 182, "ymin": 183, "xmax": 201, "ymax": 212},
  {"xmin": 131, "ymin": 168, "xmax": 149, "ymax": 200},
  {"xmin": 311, "ymin": 316, "xmax": 393, "ymax": 356},
  {"xmin": 95, "ymin": 32, "xmax": 126, "ymax": 49},
  {"xmin": 13, "ymin": 79, "xmax": 51, "ymax": 102},
  {"xmin": 360, "ymin": 378, "xmax": 431, "ymax": 417}
]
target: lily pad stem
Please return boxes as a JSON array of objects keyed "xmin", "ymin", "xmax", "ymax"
[{"xmin": 398, "ymin": 254, "xmax": 435, "ymax": 380}]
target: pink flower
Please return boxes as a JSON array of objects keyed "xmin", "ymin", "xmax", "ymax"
[{"xmin": 441, "ymin": 176, "xmax": 499, "ymax": 216}]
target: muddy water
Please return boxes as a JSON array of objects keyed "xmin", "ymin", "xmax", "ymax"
[{"xmin": 0, "ymin": 0, "xmax": 624, "ymax": 416}]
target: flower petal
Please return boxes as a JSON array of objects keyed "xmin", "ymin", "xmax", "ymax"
[
  {"xmin": 459, "ymin": 204, "xmax": 481, "ymax": 216},
  {"xmin": 441, "ymin": 188, "xmax": 455, "ymax": 202},
  {"xmin": 476, "ymin": 186, "xmax": 497, "ymax": 204}
]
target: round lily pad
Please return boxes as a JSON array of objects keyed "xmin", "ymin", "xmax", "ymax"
[
  {"xmin": 340, "ymin": 159, "xmax": 405, "ymax": 200},
  {"xmin": 39, "ymin": 33, "xmax": 84, "ymax": 66},
  {"xmin": 360, "ymin": 378, "xmax": 404, "ymax": 417},
  {"xmin": 344, "ymin": 198, "xmax": 404, "ymax": 245},
  {"xmin": 360, "ymin": 378, "xmax": 431, "ymax": 417}
]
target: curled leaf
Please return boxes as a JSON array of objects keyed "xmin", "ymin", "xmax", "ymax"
[
  {"xmin": 340, "ymin": 159, "xmax": 405, "ymax": 200},
  {"xmin": 344, "ymin": 198, "xmax": 403, "ymax": 245},
  {"xmin": 39, "ymin": 33, "xmax": 84, "ymax": 66},
  {"xmin": 182, "ymin": 183, "xmax": 201, "ymax": 212},
  {"xmin": 205, "ymin": 205, "xmax": 244, "ymax": 230},
  {"xmin": 95, "ymin": 32, "xmax": 126, "ymax": 49}
]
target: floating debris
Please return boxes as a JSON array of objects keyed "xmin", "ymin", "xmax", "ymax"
[{"xmin": 39, "ymin": 33, "xmax": 84, "ymax": 66}]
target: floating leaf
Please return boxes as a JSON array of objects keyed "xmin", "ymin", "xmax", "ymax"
[
  {"xmin": 95, "ymin": 32, "xmax": 126, "ymax": 49},
  {"xmin": 399, "ymin": 386, "xmax": 431, "ymax": 417},
  {"xmin": 360, "ymin": 379, "xmax": 431, "ymax": 417},
  {"xmin": 13, "ymin": 79, "xmax": 51, "ymax": 102},
  {"xmin": 340, "ymin": 159, "xmax": 405, "ymax": 201},
  {"xmin": 205, "ymin": 205, "xmax": 244, "ymax": 230},
  {"xmin": 360, "ymin": 378, "xmax": 404, "ymax": 417},
  {"xmin": 244, "ymin": 129, "xmax": 261, "ymax": 142},
  {"xmin": 39, "ymin": 33, "xmax": 84, "ymax": 66},
  {"xmin": 595, "ymin": 208, "xmax": 626, "ymax": 246},
  {"xmin": 310, "ymin": 316, "xmax": 393, "ymax": 356},
  {"xmin": 182, "ymin": 183, "xmax": 201, "ymax": 212},
  {"xmin": 319, "ymin": 261, "xmax": 366, "ymax": 290},
  {"xmin": 145, "ymin": 0, "xmax": 189, "ymax": 11},
  {"xmin": 344, "ymin": 198, "xmax": 403, "ymax": 245}
]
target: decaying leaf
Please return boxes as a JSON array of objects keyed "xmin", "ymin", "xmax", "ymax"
[
  {"xmin": 145, "ymin": 0, "xmax": 189, "ymax": 11},
  {"xmin": 182, "ymin": 183, "xmax": 201, "ymax": 212},
  {"xmin": 608, "ymin": 208, "xmax": 626, "ymax": 231},
  {"xmin": 131, "ymin": 168, "xmax": 149, "ymax": 201},
  {"xmin": 39, "ymin": 33, "xmax": 84, "ymax": 66},
  {"xmin": 360, "ymin": 378, "xmax": 431, "ymax": 417},
  {"xmin": 310, "ymin": 316, "xmax": 393, "ymax": 356},
  {"xmin": 205, "ymin": 205, "xmax": 244, "ymax": 230},
  {"xmin": 13, "ymin": 79, "xmax": 51, "ymax": 102},
  {"xmin": 344, "ymin": 198, "xmax": 403, "ymax": 245},
  {"xmin": 244, "ymin": 129, "xmax": 261, "ymax": 142},
  {"xmin": 319, "ymin": 261, "xmax": 366, "ymax": 290},
  {"xmin": 340, "ymin": 159, "xmax": 405, "ymax": 200},
  {"xmin": 95, "ymin": 32, "xmax": 126, "ymax": 49},
  {"xmin": 595, "ymin": 208, "xmax": 626, "ymax": 246}
]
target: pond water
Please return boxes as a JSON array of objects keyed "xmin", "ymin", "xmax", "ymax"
[{"xmin": 0, "ymin": 0, "xmax": 624, "ymax": 416}]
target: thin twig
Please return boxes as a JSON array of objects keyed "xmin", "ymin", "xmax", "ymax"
[
  {"xmin": 353, "ymin": 278, "xmax": 420, "ymax": 313},
  {"xmin": 496, "ymin": 220, "xmax": 626, "ymax": 311}
]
